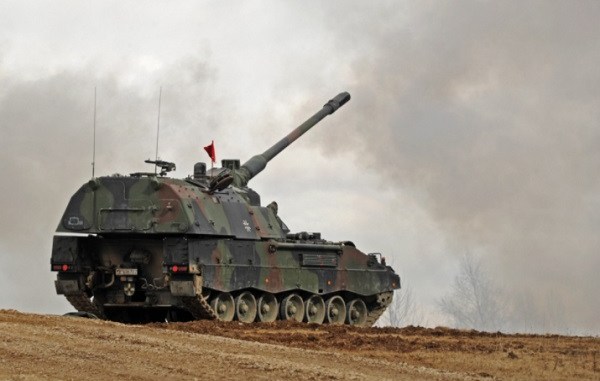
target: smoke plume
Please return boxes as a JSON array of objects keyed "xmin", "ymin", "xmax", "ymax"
[
  {"xmin": 0, "ymin": 60, "xmax": 218, "ymax": 313},
  {"xmin": 0, "ymin": 2, "xmax": 598, "ymax": 334},
  {"xmin": 303, "ymin": 1, "xmax": 600, "ymax": 333}
]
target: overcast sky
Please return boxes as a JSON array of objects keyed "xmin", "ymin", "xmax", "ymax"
[{"xmin": 0, "ymin": 1, "xmax": 598, "ymax": 334}]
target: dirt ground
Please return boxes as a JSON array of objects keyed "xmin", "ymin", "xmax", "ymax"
[{"xmin": 0, "ymin": 310, "xmax": 598, "ymax": 380}]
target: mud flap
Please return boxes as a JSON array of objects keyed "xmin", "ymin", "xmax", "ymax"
[
  {"xmin": 55, "ymin": 279, "xmax": 81, "ymax": 295},
  {"xmin": 170, "ymin": 275, "xmax": 202, "ymax": 297}
]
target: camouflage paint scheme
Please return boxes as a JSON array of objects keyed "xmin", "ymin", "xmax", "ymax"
[{"xmin": 51, "ymin": 92, "xmax": 400, "ymax": 324}]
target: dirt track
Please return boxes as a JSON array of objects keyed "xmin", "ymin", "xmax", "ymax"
[{"xmin": 0, "ymin": 310, "xmax": 598, "ymax": 380}]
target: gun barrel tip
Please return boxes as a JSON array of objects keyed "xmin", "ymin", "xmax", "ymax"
[
  {"xmin": 338, "ymin": 91, "xmax": 351, "ymax": 105},
  {"xmin": 327, "ymin": 92, "xmax": 351, "ymax": 112}
]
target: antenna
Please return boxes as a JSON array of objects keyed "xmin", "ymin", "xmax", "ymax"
[
  {"xmin": 154, "ymin": 87, "xmax": 162, "ymax": 175},
  {"xmin": 92, "ymin": 86, "xmax": 97, "ymax": 178}
]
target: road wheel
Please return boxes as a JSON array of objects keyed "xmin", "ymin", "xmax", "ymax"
[
  {"xmin": 305, "ymin": 295, "xmax": 325, "ymax": 324},
  {"xmin": 325, "ymin": 295, "xmax": 346, "ymax": 325},
  {"xmin": 346, "ymin": 298, "xmax": 368, "ymax": 326},
  {"xmin": 257, "ymin": 293, "xmax": 278, "ymax": 322},
  {"xmin": 210, "ymin": 292, "xmax": 235, "ymax": 321},
  {"xmin": 280, "ymin": 293, "xmax": 304, "ymax": 322},
  {"xmin": 235, "ymin": 291, "xmax": 257, "ymax": 323}
]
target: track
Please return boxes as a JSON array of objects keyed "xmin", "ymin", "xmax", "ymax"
[
  {"xmin": 64, "ymin": 292, "xmax": 105, "ymax": 318},
  {"xmin": 66, "ymin": 291, "xmax": 393, "ymax": 326},
  {"xmin": 181, "ymin": 294, "xmax": 217, "ymax": 320},
  {"xmin": 365, "ymin": 291, "xmax": 393, "ymax": 326}
]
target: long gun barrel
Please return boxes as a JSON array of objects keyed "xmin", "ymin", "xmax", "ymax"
[{"xmin": 233, "ymin": 92, "xmax": 351, "ymax": 187}]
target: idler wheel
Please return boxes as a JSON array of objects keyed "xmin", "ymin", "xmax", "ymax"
[
  {"xmin": 304, "ymin": 295, "xmax": 325, "ymax": 324},
  {"xmin": 235, "ymin": 291, "xmax": 257, "ymax": 323},
  {"xmin": 257, "ymin": 293, "xmax": 279, "ymax": 322},
  {"xmin": 280, "ymin": 293, "xmax": 304, "ymax": 322},
  {"xmin": 325, "ymin": 296, "xmax": 346, "ymax": 325},
  {"xmin": 346, "ymin": 298, "xmax": 368, "ymax": 326},
  {"xmin": 210, "ymin": 292, "xmax": 235, "ymax": 321}
]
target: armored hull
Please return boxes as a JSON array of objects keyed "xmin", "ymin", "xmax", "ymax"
[{"xmin": 51, "ymin": 92, "xmax": 400, "ymax": 325}]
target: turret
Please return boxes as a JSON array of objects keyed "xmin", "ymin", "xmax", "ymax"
[{"xmin": 232, "ymin": 92, "xmax": 351, "ymax": 187}]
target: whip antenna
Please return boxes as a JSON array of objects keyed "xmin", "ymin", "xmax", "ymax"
[
  {"xmin": 154, "ymin": 87, "xmax": 162, "ymax": 175},
  {"xmin": 92, "ymin": 86, "xmax": 97, "ymax": 178}
]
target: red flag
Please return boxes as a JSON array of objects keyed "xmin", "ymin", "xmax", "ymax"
[{"xmin": 204, "ymin": 140, "xmax": 216, "ymax": 163}]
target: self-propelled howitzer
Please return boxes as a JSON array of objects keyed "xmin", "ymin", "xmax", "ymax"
[{"xmin": 51, "ymin": 92, "xmax": 400, "ymax": 325}]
